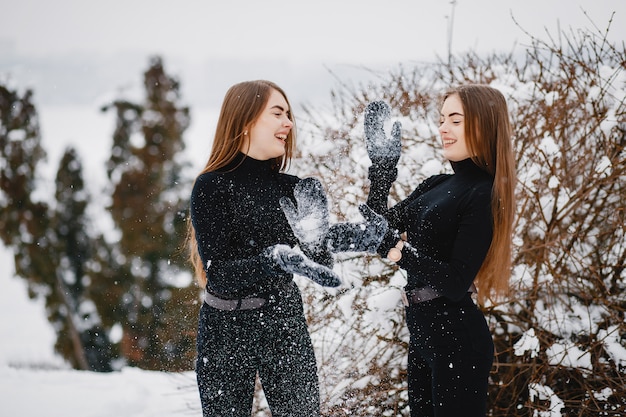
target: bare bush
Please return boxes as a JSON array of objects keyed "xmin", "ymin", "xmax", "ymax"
[{"xmin": 290, "ymin": 18, "xmax": 625, "ymax": 417}]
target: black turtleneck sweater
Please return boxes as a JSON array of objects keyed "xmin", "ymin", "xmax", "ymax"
[
  {"xmin": 367, "ymin": 158, "xmax": 494, "ymax": 301},
  {"xmin": 190, "ymin": 153, "xmax": 303, "ymax": 301}
]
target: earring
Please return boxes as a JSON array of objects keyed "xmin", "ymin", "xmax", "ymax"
[{"xmin": 244, "ymin": 131, "xmax": 248, "ymax": 135}]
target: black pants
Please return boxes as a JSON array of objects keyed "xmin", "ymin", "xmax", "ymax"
[
  {"xmin": 196, "ymin": 302, "xmax": 320, "ymax": 417},
  {"xmin": 405, "ymin": 294, "xmax": 494, "ymax": 417}
]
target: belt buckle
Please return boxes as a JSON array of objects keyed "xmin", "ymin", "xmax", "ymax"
[{"xmin": 401, "ymin": 289, "xmax": 409, "ymax": 307}]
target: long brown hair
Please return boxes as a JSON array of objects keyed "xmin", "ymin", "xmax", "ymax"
[
  {"xmin": 443, "ymin": 84, "xmax": 516, "ymax": 304},
  {"xmin": 187, "ymin": 80, "xmax": 297, "ymax": 288}
]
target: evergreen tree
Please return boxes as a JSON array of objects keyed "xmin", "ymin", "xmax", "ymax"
[
  {"xmin": 0, "ymin": 85, "xmax": 46, "ymax": 250},
  {"xmin": 0, "ymin": 85, "xmax": 117, "ymax": 370},
  {"xmin": 0, "ymin": 84, "xmax": 54, "ymax": 317},
  {"xmin": 102, "ymin": 56, "xmax": 197, "ymax": 371},
  {"xmin": 51, "ymin": 147, "xmax": 115, "ymax": 371},
  {"xmin": 0, "ymin": 86, "xmax": 126, "ymax": 371}
]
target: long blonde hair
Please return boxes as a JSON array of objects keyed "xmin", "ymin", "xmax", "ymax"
[
  {"xmin": 187, "ymin": 80, "xmax": 297, "ymax": 288},
  {"xmin": 443, "ymin": 85, "xmax": 516, "ymax": 304}
]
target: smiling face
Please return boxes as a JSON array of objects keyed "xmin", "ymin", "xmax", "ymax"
[
  {"xmin": 240, "ymin": 88, "xmax": 293, "ymax": 160},
  {"xmin": 439, "ymin": 93, "xmax": 471, "ymax": 162}
]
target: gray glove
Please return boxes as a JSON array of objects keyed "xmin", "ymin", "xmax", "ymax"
[
  {"xmin": 265, "ymin": 244, "xmax": 341, "ymax": 288},
  {"xmin": 280, "ymin": 178, "xmax": 333, "ymax": 267},
  {"xmin": 364, "ymin": 101, "xmax": 402, "ymax": 169},
  {"xmin": 327, "ymin": 204, "xmax": 388, "ymax": 253}
]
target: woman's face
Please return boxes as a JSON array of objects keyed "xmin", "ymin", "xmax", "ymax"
[
  {"xmin": 439, "ymin": 93, "xmax": 471, "ymax": 162},
  {"xmin": 241, "ymin": 89, "xmax": 293, "ymax": 160}
]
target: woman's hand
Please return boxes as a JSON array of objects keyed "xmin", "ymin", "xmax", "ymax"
[
  {"xmin": 326, "ymin": 204, "xmax": 389, "ymax": 254},
  {"xmin": 265, "ymin": 244, "xmax": 341, "ymax": 287},
  {"xmin": 280, "ymin": 177, "xmax": 330, "ymax": 249},
  {"xmin": 364, "ymin": 101, "xmax": 402, "ymax": 169}
]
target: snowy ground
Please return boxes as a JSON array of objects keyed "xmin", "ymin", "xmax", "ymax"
[
  {"xmin": 0, "ymin": 365, "xmax": 200, "ymax": 417},
  {"xmin": 0, "ymin": 245, "xmax": 202, "ymax": 417}
]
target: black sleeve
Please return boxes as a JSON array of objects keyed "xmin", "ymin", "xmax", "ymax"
[
  {"xmin": 370, "ymin": 172, "xmax": 451, "ymax": 256},
  {"xmin": 365, "ymin": 163, "xmax": 397, "ymax": 216}
]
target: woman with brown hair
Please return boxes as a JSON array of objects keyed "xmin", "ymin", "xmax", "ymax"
[
  {"xmin": 188, "ymin": 80, "xmax": 343, "ymax": 416},
  {"xmin": 363, "ymin": 84, "xmax": 516, "ymax": 416}
]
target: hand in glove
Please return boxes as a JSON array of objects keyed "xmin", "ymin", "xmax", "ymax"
[
  {"xmin": 266, "ymin": 244, "xmax": 341, "ymax": 288},
  {"xmin": 327, "ymin": 204, "xmax": 388, "ymax": 253},
  {"xmin": 364, "ymin": 101, "xmax": 402, "ymax": 169},
  {"xmin": 280, "ymin": 178, "xmax": 333, "ymax": 267}
]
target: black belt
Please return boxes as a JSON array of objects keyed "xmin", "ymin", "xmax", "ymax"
[
  {"xmin": 203, "ymin": 291, "xmax": 266, "ymax": 311},
  {"xmin": 402, "ymin": 283, "xmax": 477, "ymax": 306}
]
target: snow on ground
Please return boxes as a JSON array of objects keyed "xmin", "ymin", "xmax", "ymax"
[
  {"xmin": 0, "ymin": 244, "xmax": 202, "ymax": 417},
  {"xmin": 0, "ymin": 366, "xmax": 200, "ymax": 417}
]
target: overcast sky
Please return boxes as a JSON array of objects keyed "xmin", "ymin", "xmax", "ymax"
[
  {"xmin": 0, "ymin": 0, "xmax": 623, "ymax": 210},
  {"xmin": 2, "ymin": 0, "xmax": 624, "ymax": 61},
  {"xmin": 0, "ymin": 0, "xmax": 624, "ymax": 108}
]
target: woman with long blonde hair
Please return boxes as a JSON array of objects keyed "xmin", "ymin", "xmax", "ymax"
[{"xmin": 363, "ymin": 84, "xmax": 516, "ymax": 416}]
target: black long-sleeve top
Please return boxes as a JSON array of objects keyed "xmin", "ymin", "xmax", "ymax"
[
  {"xmin": 367, "ymin": 158, "xmax": 494, "ymax": 301},
  {"xmin": 190, "ymin": 152, "xmax": 304, "ymax": 306}
]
